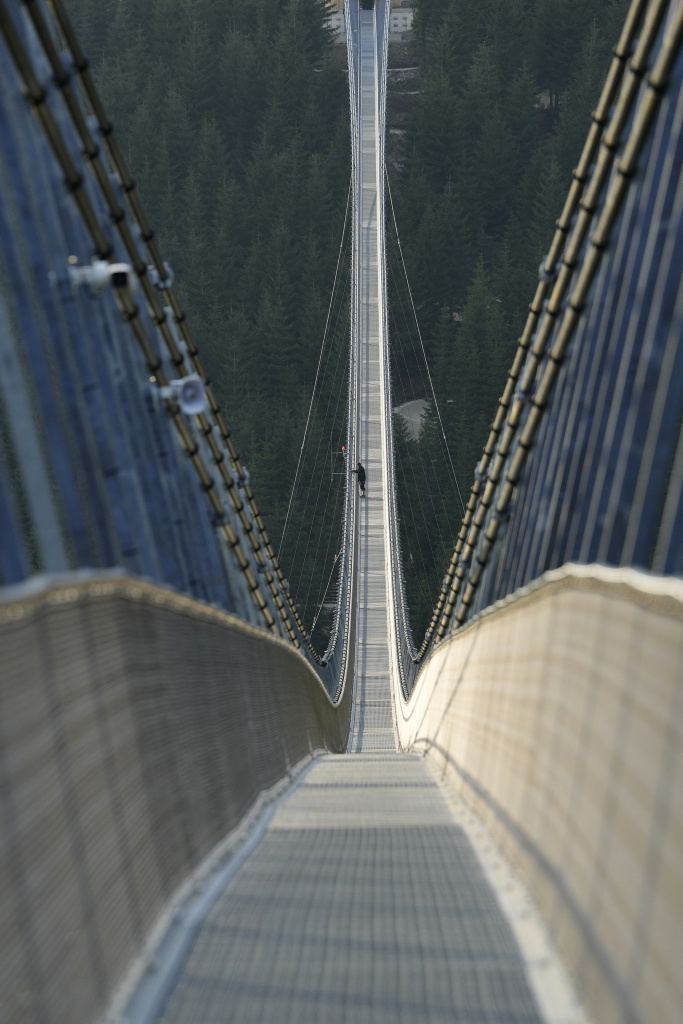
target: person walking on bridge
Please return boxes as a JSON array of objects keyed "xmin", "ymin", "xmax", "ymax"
[{"xmin": 353, "ymin": 460, "xmax": 366, "ymax": 498}]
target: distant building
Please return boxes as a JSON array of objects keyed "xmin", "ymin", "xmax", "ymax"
[
  {"xmin": 325, "ymin": 1, "xmax": 413, "ymax": 43},
  {"xmin": 325, "ymin": 0, "xmax": 345, "ymax": 39},
  {"xmin": 388, "ymin": 1, "xmax": 413, "ymax": 41}
]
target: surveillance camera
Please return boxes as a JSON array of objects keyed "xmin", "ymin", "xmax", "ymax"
[{"xmin": 68, "ymin": 259, "xmax": 135, "ymax": 293}]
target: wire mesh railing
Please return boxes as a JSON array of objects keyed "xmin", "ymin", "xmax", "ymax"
[{"xmin": 0, "ymin": 570, "xmax": 352, "ymax": 1024}]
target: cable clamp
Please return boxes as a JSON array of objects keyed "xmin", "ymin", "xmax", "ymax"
[
  {"xmin": 538, "ymin": 257, "xmax": 559, "ymax": 283},
  {"xmin": 147, "ymin": 261, "xmax": 174, "ymax": 291},
  {"xmin": 514, "ymin": 381, "xmax": 535, "ymax": 405},
  {"xmin": 492, "ymin": 502, "xmax": 513, "ymax": 524},
  {"xmin": 67, "ymin": 257, "xmax": 134, "ymax": 294}
]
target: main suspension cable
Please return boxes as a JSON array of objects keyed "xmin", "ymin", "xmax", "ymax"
[{"xmin": 310, "ymin": 547, "xmax": 342, "ymax": 634}]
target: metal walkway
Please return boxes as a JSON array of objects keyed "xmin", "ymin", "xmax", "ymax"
[
  {"xmin": 157, "ymin": 755, "xmax": 541, "ymax": 1024},
  {"xmin": 147, "ymin": 13, "xmax": 541, "ymax": 1023},
  {"xmin": 349, "ymin": 8, "xmax": 396, "ymax": 754}
]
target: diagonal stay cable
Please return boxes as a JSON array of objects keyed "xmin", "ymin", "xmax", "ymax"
[
  {"xmin": 387, "ymin": 247, "xmax": 453, "ymax": 555},
  {"xmin": 285, "ymin": 282, "xmax": 350, "ymax": 583},
  {"xmin": 310, "ymin": 546, "xmax": 342, "ymax": 635},
  {"xmin": 278, "ymin": 178, "xmax": 352, "ymax": 560},
  {"xmin": 385, "ymin": 166, "xmax": 466, "ymax": 516},
  {"xmin": 298, "ymin": 331, "xmax": 350, "ymax": 623}
]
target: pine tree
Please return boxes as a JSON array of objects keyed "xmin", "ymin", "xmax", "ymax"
[{"xmin": 404, "ymin": 72, "xmax": 458, "ymax": 190}]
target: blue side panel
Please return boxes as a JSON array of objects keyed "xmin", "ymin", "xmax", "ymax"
[
  {"xmin": 470, "ymin": 38, "xmax": 683, "ymax": 616},
  {"xmin": 0, "ymin": 0, "xmax": 233, "ymax": 610},
  {"xmin": 0, "ymin": 446, "xmax": 29, "ymax": 583}
]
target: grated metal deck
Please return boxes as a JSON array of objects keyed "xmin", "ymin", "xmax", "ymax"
[
  {"xmin": 157, "ymin": 755, "xmax": 541, "ymax": 1024},
  {"xmin": 349, "ymin": 8, "xmax": 396, "ymax": 753}
]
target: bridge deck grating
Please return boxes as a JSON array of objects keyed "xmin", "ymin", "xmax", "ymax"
[{"xmin": 158, "ymin": 755, "xmax": 541, "ymax": 1024}]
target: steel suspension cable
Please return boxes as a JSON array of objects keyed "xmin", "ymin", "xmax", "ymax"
[
  {"xmin": 293, "ymin": 337, "xmax": 350, "ymax": 621},
  {"xmin": 300, "ymin": 343, "xmax": 350, "ymax": 620},
  {"xmin": 285, "ymin": 280, "xmax": 350, "ymax": 585},
  {"xmin": 392, "ymin": 422, "xmax": 441, "ymax": 613},
  {"xmin": 385, "ymin": 167, "xmax": 466, "ymax": 516},
  {"xmin": 416, "ymin": 0, "xmax": 654, "ymax": 657},
  {"xmin": 385, "ymin": 218, "xmax": 461, "ymax": 576},
  {"xmin": 0, "ymin": 0, "xmax": 293, "ymax": 636},
  {"xmin": 386, "ymin": 245, "xmax": 455, "ymax": 559},
  {"xmin": 305, "ymin": 310, "xmax": 352, "ymax": 628},
  {"xmin": 278, "ymin": 180, "xmax": 352, "ymax": 560},
  {"xmin": 310, "ymin": 548, "xmax": 342, "ymax": 634},
  {"xmin": 38, "ymin": 0, "xmax": 321, "ymax": 654},
  {"xmin": 387, "ymin": 279, "xmax": 445, "ymax": 579}
]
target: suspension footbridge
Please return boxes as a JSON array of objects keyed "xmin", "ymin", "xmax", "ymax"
[{"xmin": 1, "ymin": 2, "xmax": 682, "ymax": 1024}]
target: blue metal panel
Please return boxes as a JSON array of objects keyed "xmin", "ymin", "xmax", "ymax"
[
  {"xmin": 0, "ymin": 442, "xmax": 29, "ymax": 584},
  {"xmin": 0, "ymin": 0, "xmax": 239, "ymax": 614},
  {"xmin": 470, "ymin": 42, "xmax": 683, "ymax": 616}
]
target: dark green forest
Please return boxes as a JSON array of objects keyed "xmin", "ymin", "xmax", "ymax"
[{"xmin": 65, "ymin": 0, "xmax": 628, "ymax": 647}]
